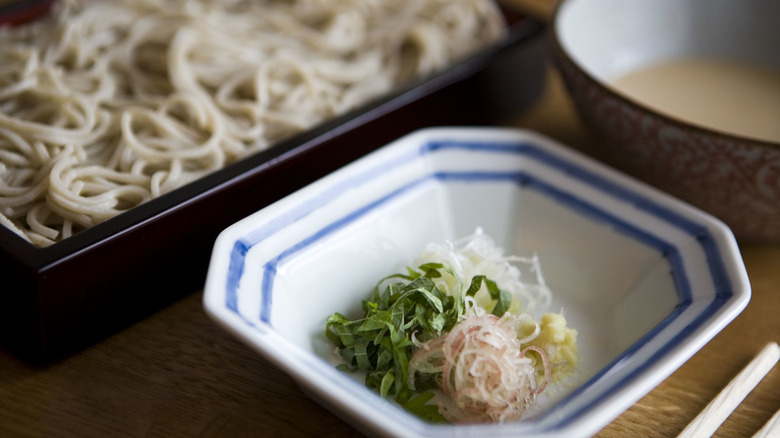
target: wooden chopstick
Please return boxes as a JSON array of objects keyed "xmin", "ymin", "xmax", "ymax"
[
  {"xmin": 677, "ymin": 341, "xmax": 780, "ymax": 438},
  {"xmin": 752, "ymin": 408, "xmax": 780, "ymax": 438}
]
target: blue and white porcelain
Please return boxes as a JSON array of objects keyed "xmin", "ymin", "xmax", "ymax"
[{"xmin": 203, "ymin": 127, "xmax": 750, "ymax": 438}]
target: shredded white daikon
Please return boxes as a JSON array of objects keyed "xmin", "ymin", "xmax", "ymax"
[{"xmin": 414, "ymin": 227, "xmax": 552, "ymax": 314}]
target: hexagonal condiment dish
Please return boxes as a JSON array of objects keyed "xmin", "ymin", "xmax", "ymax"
[{"xmin": 203, "ymin": 127, "xmax": 750, "ymax": 438}]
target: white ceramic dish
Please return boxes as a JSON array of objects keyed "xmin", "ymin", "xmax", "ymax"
[{"xmin": 203, "ymin": 127, "xmax": 750, "ymax": 438}]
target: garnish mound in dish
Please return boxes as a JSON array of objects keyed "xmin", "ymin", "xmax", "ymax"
[{"xmin": 326, "ymin": 228, "xmax": 579, "ymax": 423}]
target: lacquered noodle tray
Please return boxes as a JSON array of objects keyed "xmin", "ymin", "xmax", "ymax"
[{"xmin": 0, "ymin": 4, "xmax": 546, "ymax": 363}]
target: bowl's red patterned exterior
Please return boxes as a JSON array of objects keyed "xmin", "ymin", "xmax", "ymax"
[{"xmin": 553, "ymin": 43, "xmax": 780, "ymax": 242}]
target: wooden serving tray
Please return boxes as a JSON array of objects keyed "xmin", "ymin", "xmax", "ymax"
[{"xmin": 0, "ymin": 4, "xmax": 546, "ymax": 363}]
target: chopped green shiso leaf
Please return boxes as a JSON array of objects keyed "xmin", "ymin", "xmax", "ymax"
[{"xmin": 325, "ymin": 262, "xmax": 511, "ymax": 422}]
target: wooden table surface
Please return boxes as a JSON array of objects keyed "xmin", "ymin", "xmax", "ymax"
[{"xmin": 2, "ymin": 2, "xmax": 778, "ymax": 437}]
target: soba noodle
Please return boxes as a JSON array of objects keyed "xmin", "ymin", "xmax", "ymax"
[{"xmin": 0, "ymin": 0, "xmax": 505, "ymax": 246}]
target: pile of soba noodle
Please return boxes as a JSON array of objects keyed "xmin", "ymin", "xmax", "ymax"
[{"xmin": 0, "ymin": 0, "xmax": 505, "ymax": 246}]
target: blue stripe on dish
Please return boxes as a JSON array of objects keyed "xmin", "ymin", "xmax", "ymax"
[
  {"xmin": 222, "ymin": 137, "xmax": 734, "ymax": 433},
  {"xmin": 260, "ymin": 176, "xmax": 434, "ymax": 323},
  {"xmin": 223, "ymin": 146, "xmax": 421, "ymax": 313}
]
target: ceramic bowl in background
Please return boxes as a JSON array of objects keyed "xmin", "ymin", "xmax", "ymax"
[
  {"xmin": 203, "ymin": 127, "xmax": 750, "ymax": 438},
  {"xmin": 551, "ymin": 0, "xmax": 780, "ymax": 242}
]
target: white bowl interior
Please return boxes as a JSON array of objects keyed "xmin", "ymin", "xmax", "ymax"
[
  {"xmin": 204, "ymin": 127, "xmax": 749, "ymax": 438},
  {"xmin": 555, "ymin": 0, "xmax": 780, "ymax": 81},
  {"xmin": 272, "ymin": 179, "xmax": 680, "ymax": 370}
]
